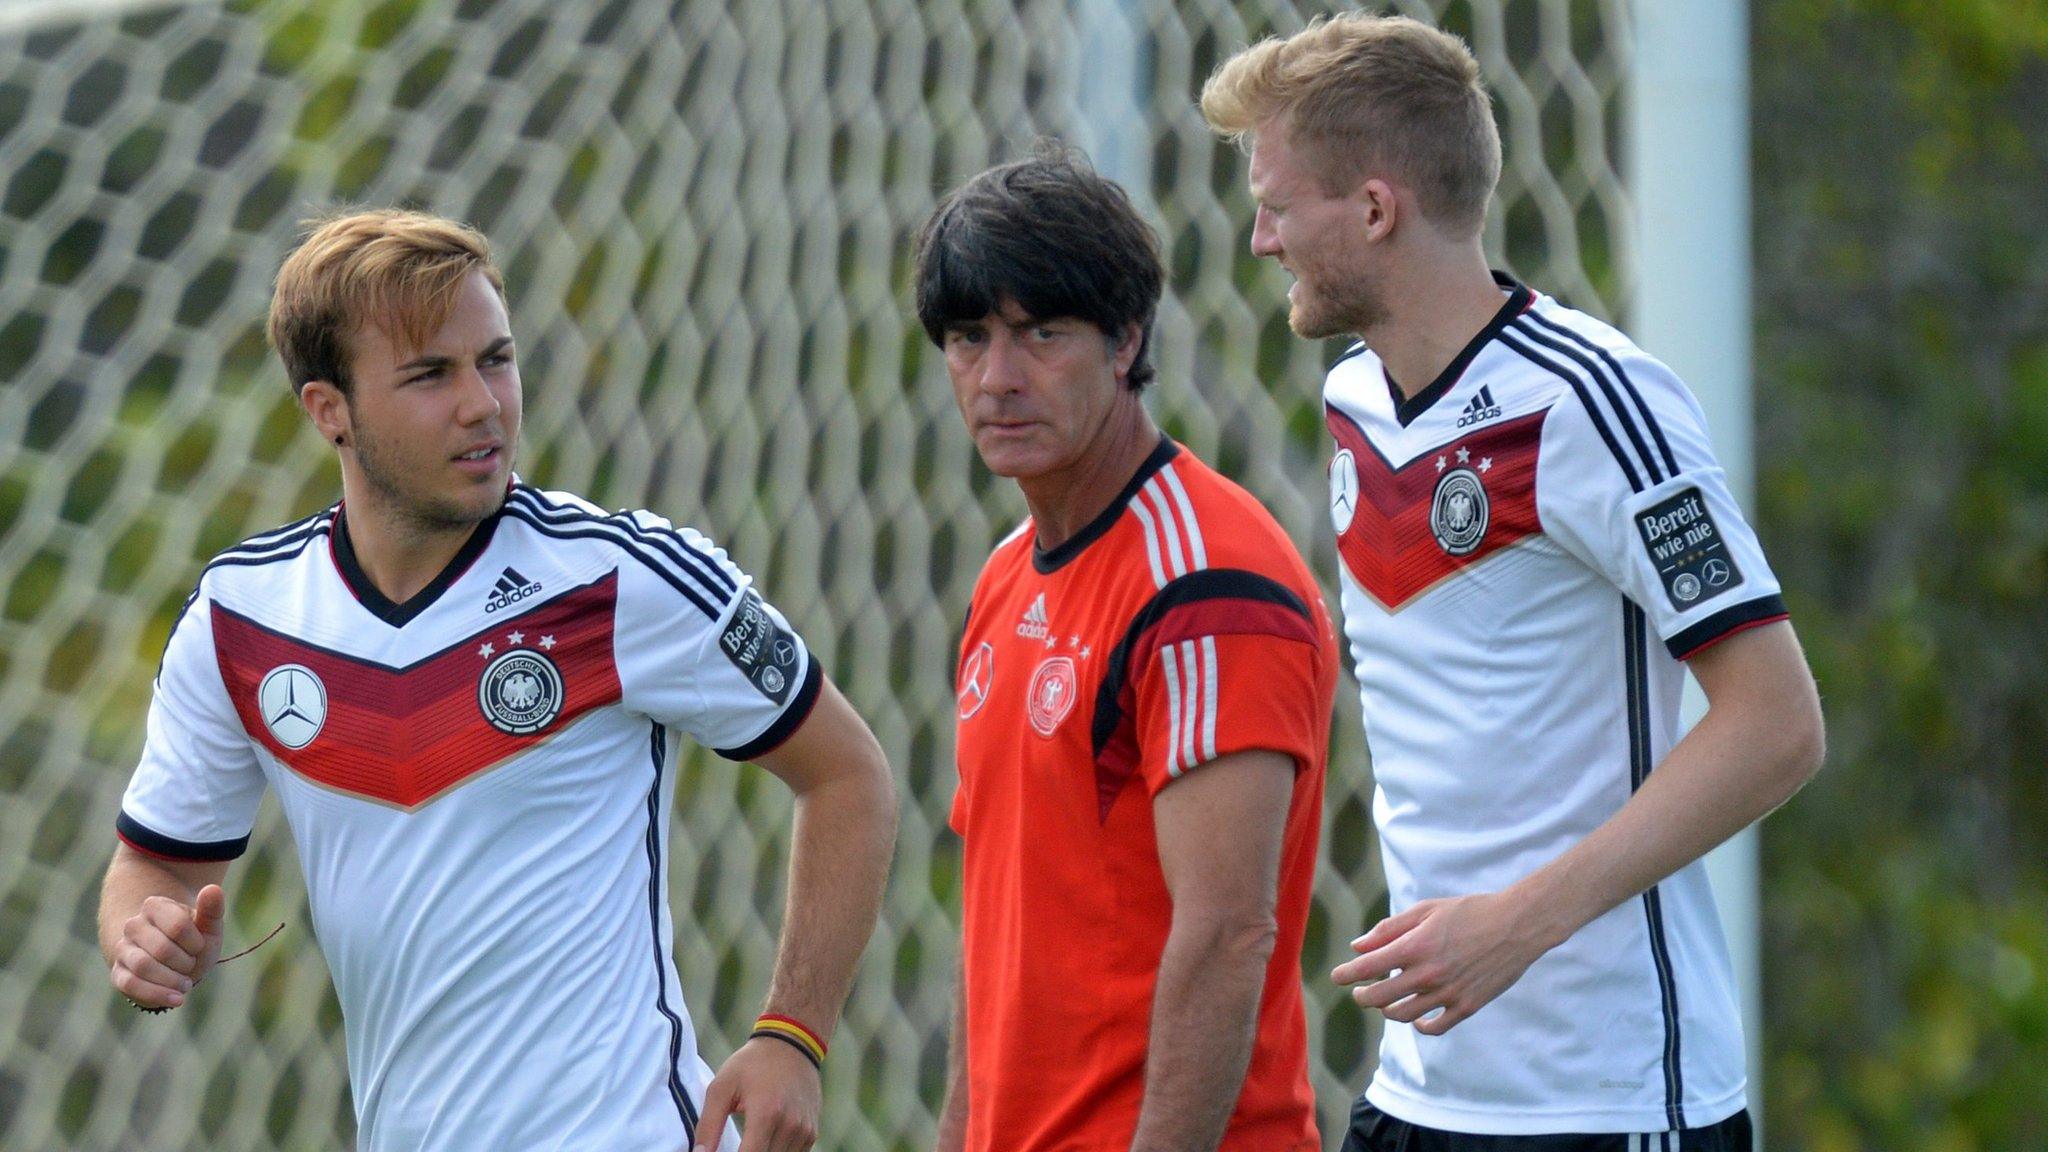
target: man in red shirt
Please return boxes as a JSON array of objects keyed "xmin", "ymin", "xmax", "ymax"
[{"xmin": 920, "ymin": 148, "xmax": 1338, "ymax": 1152}]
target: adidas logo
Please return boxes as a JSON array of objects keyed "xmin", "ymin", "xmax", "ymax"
[
  {"xmin": 485, "ymin": 566, "xmax": 543, "ymax": 613},
  {"xmin": 1455, "ymin": 385, "xmax": 1502, "ymax": 428},
  {"xmin": 1016, "ymin": 592, "xmax": 1050, "ymax": 640}
]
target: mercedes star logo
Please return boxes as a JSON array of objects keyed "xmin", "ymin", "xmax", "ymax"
[
  {"xmin": 957, "ymin": 642, "xmax": 994, "ymax": 720},
  {"xmin": 1329, "ymin": 449, "xmax": 1360, "ymax": 534},
  {"xmin": 258, "ymin": 664, "xmax": 327, "ymax": 750}
]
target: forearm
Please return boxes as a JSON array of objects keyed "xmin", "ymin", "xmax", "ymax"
[
  {"xmin": 1509, "ymin": 679, "xmax": 1822, "ymax": 950},
  {"xmin": 936, "ymin": 956, "xmax": 969, "ymax": 1152},
  {"xmin": 760, "ymin": 759, "xmax": 897, "ymax": 1036},
  {"xmin": 97, "ymin": 848, "xmax": 220, "ymax": 967},
  {"xmin": 1335, "ymin": 628, "xmax": 1823, "ymax": 1036},
  {"xmin": 690, "ymin": 701, "xmax": 892, "ymax": 1152},
  {"xmin": 1128, "ymin": 914, "xmax": 1275, "ymax": 1152}
]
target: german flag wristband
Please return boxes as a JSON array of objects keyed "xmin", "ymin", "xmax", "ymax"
[{"xmin": 752, "ymin": 1014, "xmax": 826, "ymax": 1069}]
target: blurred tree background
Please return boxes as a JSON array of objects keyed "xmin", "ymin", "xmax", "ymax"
[{"xmin": 1755, "ymin": 0, "xmax": 2048, "ymax": 1146}]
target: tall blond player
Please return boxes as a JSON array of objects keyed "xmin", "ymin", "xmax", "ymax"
[{"xmin": 1204, "ymin": 15, "xmax": 1823, "ymax": 1152}]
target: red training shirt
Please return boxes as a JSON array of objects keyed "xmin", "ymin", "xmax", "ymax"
[{"xmin": 951, "ymin": 438, "xmax": 1336, "ymax": 1152}]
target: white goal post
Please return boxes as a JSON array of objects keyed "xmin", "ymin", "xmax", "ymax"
[{"xmin": 1630, "ymin": 0, "xmax": 1764, "ymax": 1139}]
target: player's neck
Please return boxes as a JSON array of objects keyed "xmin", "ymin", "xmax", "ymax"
[
  {"xmin": 340, "ymin": 487, "xmax": 488, "ymax": 605},
  {"xmin": 1363, "ymin": 246, "xmax": 1506, "ymax": 401},
  {"xmin": 1020, "ymin": 402, "xmax": 1160, "ymax": 554}
]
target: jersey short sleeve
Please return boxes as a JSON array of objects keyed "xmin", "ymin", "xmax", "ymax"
[
  {"xmin": 1535, "ymin": 345, "xmax": 1788, "ymax": 660},
  {"xmin": 610, "ymin": 512, "xmax": 822, "ymax": 759},
  {"xmin": 1122, "ymin": 569, "xmax": 1326, "ymax": 795},
  {"xmin": 117, "ymin": 586, "xmax": 268, "ymax": 861}
]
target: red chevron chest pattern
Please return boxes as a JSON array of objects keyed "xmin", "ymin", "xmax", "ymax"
[
  {"xmin": 212, "ymin": 571, "xmax": 623, "ymax": 809},
  {"xmin": 1326, "ymin": 406, "xmax": 1549, "ymax": 609}
]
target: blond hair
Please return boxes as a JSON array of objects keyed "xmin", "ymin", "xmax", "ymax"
[
  {"xmin": 1201, "ymin": 13, "xmax": 1500, "ymax": 237},
  {"xmin": 267, "ymin": 208, "xmax": 503, "ymax": 396}
]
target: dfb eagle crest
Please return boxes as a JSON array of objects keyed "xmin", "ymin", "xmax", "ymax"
[
  {"xmin": 1429, "ymin": 466, "xmax": 1490, "ymax": 556},
  {"xmin": 478, "ymin": 649, "xmax": 565, "ymax": 735}
]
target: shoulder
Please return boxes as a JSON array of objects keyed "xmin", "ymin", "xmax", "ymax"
[
  {"xmin": 1504, "ymin": 298, "xmax": 1663, "ymax": 373},
  {"xmin": 992, "ymin": 518, "xmax": 1034, "ymax": 563},
  {"xmin": 164, "ymin": 505, "xmax": 337, "ymax": 660},
  {"xmin": 966, "ymin": 518, "xmax": 1036, "ymax": 603},
  {"xmin": 206, "ymin": 506, "xmax": 337, "ymax": 567},
  {"xmin": 501, "ymin": 484, "xmax": 713, "ymax": 544},
  {"xmin": 1149, "ymin": 450, "xmax": 1313, "ymax": 585},
  {"xmin": 500, "ymin": 485, "xmax": 745, "ymax": 619},
  {"xmin": 191, "ymin": 505, "xmax": 337, "ymax": 597},
  {"xmin": 1496, "ymin": 298, "xmax": 1696, "ymax": 411},
  {"xmin": 500, "ymin": 483, "xmax": 667, "ymax": 529},
  {"xmin": 1492, "ymin": 299, "xmax": 1699, "ymax": 492},
  {"xmin": 1323, "ymin": 340, "xmax": 1388, "ymax": 413}
]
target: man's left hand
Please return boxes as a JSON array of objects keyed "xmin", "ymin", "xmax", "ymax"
[
  {"xmin": 693, "ymin": 1037, "xmax": 821, "ymax": 1152},
  {"xmin": 1330, "ymin": 892, "xmax": 1553, "ymax": 1036}
]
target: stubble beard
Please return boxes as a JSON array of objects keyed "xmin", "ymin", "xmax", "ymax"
[
  {"xmin": 349, "ymin": 418, "xmax": 504, "ymax": 536},
  {"xmin": 1289, "ymin": 261, "xmax": 1384, "ymax": 342}
]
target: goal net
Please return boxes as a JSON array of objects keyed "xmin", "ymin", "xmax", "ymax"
[{"xmin": 0, "ymin": 0, "xmax": 1632, "ymax": 1146}]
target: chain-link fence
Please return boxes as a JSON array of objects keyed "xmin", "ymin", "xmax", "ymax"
[{"xmin": 0, "ymin": 0, "xmax": 1631, "ymax": 1146}]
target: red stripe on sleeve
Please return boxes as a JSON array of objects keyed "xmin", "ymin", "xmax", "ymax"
[{"xmin": 1675, "ymin": 613, "xmax": 1789, "ymax": 661}]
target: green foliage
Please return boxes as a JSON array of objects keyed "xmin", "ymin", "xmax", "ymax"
[
  {"xmin": 1756, "ymin": 1, "xmax": 2048, "ymax": 1144},
  {"xmin": 1772, "ymin": 845, "xmax": 2048, "ymax": 1149}
]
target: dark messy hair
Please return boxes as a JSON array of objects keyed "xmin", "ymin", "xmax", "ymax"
[{"xmin": 914, "ymin": 143, "xmax": 1165, "ymax": 390}]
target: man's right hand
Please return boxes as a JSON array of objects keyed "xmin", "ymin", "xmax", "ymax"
[{"xmin": 108, "ymin": 883, "xmax": 225, "ymax": 1010}]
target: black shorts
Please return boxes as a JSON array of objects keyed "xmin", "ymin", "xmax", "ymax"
[{"xmin": 1339, "ymin": 1099, "xmax": 1753, "ymax": 1152}]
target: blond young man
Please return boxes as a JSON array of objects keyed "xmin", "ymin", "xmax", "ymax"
[
  {"xmin": 97, "ymin": 209, "xmax": 896, "ymax": 1152},
  {"xmin": 1204, "ymin": 15, "xmax": 1822, "ymax": 1151}
]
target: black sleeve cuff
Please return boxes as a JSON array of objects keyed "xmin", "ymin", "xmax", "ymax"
[
  {"xmin": 1667, "ymin": 594, "xmax": 1790, "ymax": 660},
  {"xmin": 116, "ymin": 811, "xmax": 248, "ymax": 862},
  {"xmin": 716, "ymin": 657, "xmax": 825, "ymax": 762}
]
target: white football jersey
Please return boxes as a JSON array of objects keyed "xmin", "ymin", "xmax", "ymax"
[
  {"xmin": 118, "ymin": 482, "xmax": 822, "ymax": 1152},
  {"xmin": 1325, "ymin": 276, "xmax": 1786, "ymax": 1134}
]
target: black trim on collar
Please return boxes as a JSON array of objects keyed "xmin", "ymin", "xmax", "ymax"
[
  {"xmin": 1385, "ymin": 271, "xmax": 1535, "ymax": 428},
  {"xmin": 331, "ymin": 504, "xmax": 503, "ymax": 627},
  {"xmin": 1031, "ymin": 435, "xmax": 1180, "ymax": 574}
]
